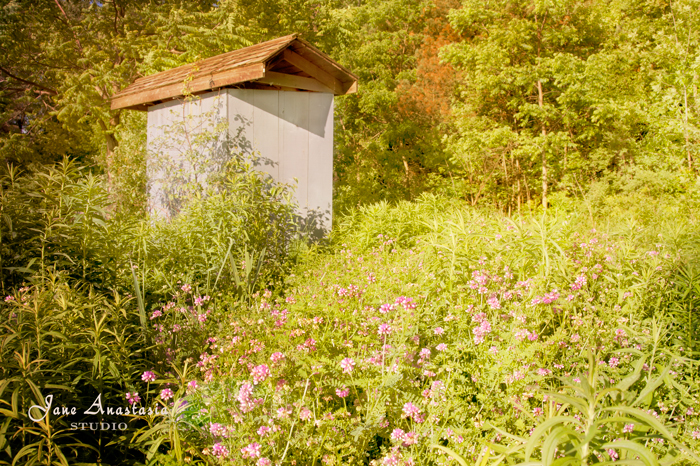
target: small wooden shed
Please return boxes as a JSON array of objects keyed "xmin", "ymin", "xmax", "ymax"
[{"xmin": 111, "ymin": 34, "xmax": 358, "ymax": 230}]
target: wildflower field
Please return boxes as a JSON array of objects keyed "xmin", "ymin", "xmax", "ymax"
[{"xmin": 2, "ymin": 160, "xmax": 700, "ymax": 465}]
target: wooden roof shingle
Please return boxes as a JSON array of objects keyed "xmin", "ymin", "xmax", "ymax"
[{"xmin": 111, "ymin": 34, "xmax": 358, "ymax": 111}]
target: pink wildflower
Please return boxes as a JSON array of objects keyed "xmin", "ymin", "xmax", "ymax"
[
  {"xmin": 340, "ymin": 358, "xmax": 355, "ymax": 374},
  {"xmin": 212, "ymin": 442, "xmax": 229, "ymax": 458},
  {"xmin": 379, "ymin": 303, "xmax": 394, "ymax": 313},
  {"xmin": 141, "ymin": 371, "xmax": 156, "ymax": 382},
  {"xmin": 270, "ymin": 352, "xmax": 285, "ymax": 363},
  {"xmin": 160, "ymin": 388, "xmax": 174, "ymax": 400},
  {"xmin": 251, "ymin": 364, "xmax": 270, "ymax": 384},
  {"xmin": 402, "ymin": 402, "xmax": 423, "ymax": 423},
  {"xmin": 210, "ymin": 423, "xmax": 227, "ymax": 437},
  {"xmin": 299, "ymin": 407, "xmax": 313, "ymax": 421},
  {"xmin": 125, "ymin": 392, "xmax": 140, "ymax": 405},
  {"xmin": 391, "ymin": 428, "xmax": 406, "ymax": 442},
  {"xmin": 241, "ymin": 442, "xmax": 262, "ymax": 459},
  {"xmin": 238, "ymin": 383, "xmax": 256, "ymax": 413},
  {"xmin": 472, "ymin": 321, "xmax": 491, "ymax": 344}
]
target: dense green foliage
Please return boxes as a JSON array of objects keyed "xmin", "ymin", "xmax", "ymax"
[
  {"xmin": 2, "ymin": 0, "xmax": 698, "ymax": 211},
  {"xmin": 3, "ymin": 0, "xmax": 700, "ymax": 465}
]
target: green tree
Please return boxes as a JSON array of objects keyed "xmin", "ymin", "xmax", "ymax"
[
  {"xmin": 0, "ymin": 0, "xmax": 250, "ymax": 183},
  {"xmin": 442, "ymin": 0, "xmax": 700, "ymax": 211}
]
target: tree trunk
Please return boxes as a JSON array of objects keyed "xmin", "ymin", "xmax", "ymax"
[
  {"xmin": 684, "ymin": 85, "xmax": 692, "ymax": 170},
  {"xmin": 98, "ymin": 114, "xmax": 120, "ymax": 193},
  {"xmin": 537, "ymin": 79, "xmax": 547, "ymax": 211}
]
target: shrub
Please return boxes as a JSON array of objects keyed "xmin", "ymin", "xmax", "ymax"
[{"xmin": 134, "ymin": 200, "xmax": 700, "ymax": 465}]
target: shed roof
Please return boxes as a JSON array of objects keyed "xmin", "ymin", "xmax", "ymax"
[{"xmin": 111, "ymin": 34, "xmax": 358, "ymax": 111}]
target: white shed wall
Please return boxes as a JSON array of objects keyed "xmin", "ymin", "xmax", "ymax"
[{"xmin": 146, "ymin": 89, "xmax": 334, "ymax": 231}]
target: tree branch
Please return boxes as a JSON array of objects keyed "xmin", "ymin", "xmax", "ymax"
[
  {"xmin": 0, "ymin": 66, "xmax": 57, "ymax": 95},
  {"xmin": 54, "ymin": 0, "xmax": 83, "ymax": 53}
]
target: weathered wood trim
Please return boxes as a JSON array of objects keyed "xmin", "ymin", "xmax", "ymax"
[
  {"xmin": 281, "ymin": 49, "xmax": 347, "ymax": 94},
  {"xmin": 257, "ymin": 71, "xmax": 334, "ymax": 94},
  {"xmin": 112, "ymin": 63, "xmax": 265, "ymax": 110}
]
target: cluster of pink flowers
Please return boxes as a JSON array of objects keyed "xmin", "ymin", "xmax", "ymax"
[
  {"xmin": 241, "ymin": 442, "xmax": 261, "ymax": 459},
  {"xmin": 614, "ymin": 328, "xmax": 628, "ymax": 345},
  {"xmin": 473, "ymin": 320, "xmax": 492, "ymax": 345},
  {"xmin": 296, "ymin": 337, "xmax": 317, "ymax": 352},
  {"xmin": 378, "ymin": 323, "xmax": 392, "ymax": 335},
  {"xmin": 270, "ymin": 352, "xmax": 285, "ymax": 363},
  {"xmin": 402, "ymin": 402, "xmax": 424, "ymax": 423},
  {"xmin": 422, "ymin": 380, "xmax": 446, "ymax": 400},
  {"xmin": 141, "ymin": 371, "xmax": 156, "ymax": 382},
  {"xmin": 531, "ymin": 290, "xmax": 560, "ymax": 305},
  {"xmin": 391, "ymin": 428, "xmax": 418, "ymax": 446},
  {"xmin": 380, "ymin": 303, "xmax": 396, "ymax": 313},
  {"xmin": 514, "ymin": 328, "xmax": 538, "ymax": 342},
  {"xmin": 516, "ymin": 279, "xmax": 532, "ymax": 290},
  {"xmin": 468, "ymin": 270, "xmax": 490, "ymax": 290},
  {"xmin": 570, "ymin": 274, "xmax": 587, "ymax": 291},
  {"xmin": 336, "ymin": 387, "xmax": 350, "ymax": 398},
  {"xmin": 211, "ymin": 442, "xmax": 229, "ymax": 458},
  {"xmin": 394, "ymin": 296, "xmax": 417, "ymax": 310},
  {"xmin": 238, "ymin": 383, "xmax": 256, "ymax": 413},
  {"xmin": 487, "ymin": 295, "xmax": 501, "ymax": 309},
  {"xmin": 504, "ymin": 370, "xmax": 525, "ymax": 385},
  {"xmin": 299, "ymin": 407, "xmax": 313, "ymax": 421},
  {"xmin": 160, "ymin": 388, "xmax": 174, "ymax": 401},
  {"xmin": 251, "ymin": 364, "xmax": 270, "ymax": 384},
  {"xmin": 193, "ymin": 295, "xmax": 210, "ymax": 306},
  {"xmin": 210, "ymin": 422, "xmax": 228, "ymax": 437},
  {"xmin": 418, "ymin": 348, "xmax": 431, "ymax": 364},
  {"xmin": 125, "ymin": 392, "xmax": 140, "ymax": 405},
  {"xmin": 270, "ymin": 308, "xmax": 288, "ymax": 327}
]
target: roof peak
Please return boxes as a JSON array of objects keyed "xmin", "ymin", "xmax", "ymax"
[{"xmin": 112, "ymin": 35, "xmax": 357, "ymax": 111}]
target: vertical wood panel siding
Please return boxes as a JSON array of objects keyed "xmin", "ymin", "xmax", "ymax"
[{"xmin": 147, "ymin": 89, "xmax": 334, "ymax": 230}]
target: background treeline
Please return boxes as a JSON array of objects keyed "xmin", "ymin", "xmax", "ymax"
[{"xmin": 2, "ymin": 0, "xmax": 698, "ymax": 214}]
